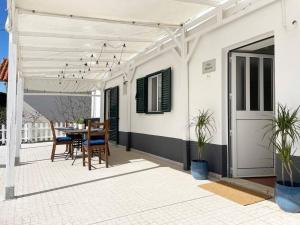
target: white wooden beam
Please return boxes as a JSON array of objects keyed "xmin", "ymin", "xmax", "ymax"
[
  {"xmin": 18, "ymin": 8, "xmax": 181, "ymax": 28},
  {"xmin": 21, "ymin": 57, "xmax": 121, "ymax": 63},
  {"xmin": 21, "ymin": 46, "xmax": 140, "ymax": 54},
  {"xmin": 23, "ymin": 76, "xmax": 102, "ymax": 82},
  {"xmin": 19, "ymin": 31, "xmax": 155, "ymax": 43},
  {"xmin": 22, "ymin": 65, "xmax": 107, "ymax": 70},
  {"xmin": 15, "ymin": 75, "xmax": 24, "ymax": 165},
  {"xmin": 22, "ymin": 69, "xmax": 107, "ymax": 76},
  {"xmin": 24, "ymin": 92, "xmax": 99, "ymax": 97},
  {"xmin": 5, "ymin": 29, "xmax": 18, "ymax": 200},
  {"xmin": 186, "ymin": 36, "xmax": 201, "ymax": 62},
  {"xmin": 164, "ymin": 28, "xmax": 182, "ymax": 52},
  {"xmin": 173, "ymin": 0, "xmax": 219, "ymax": 7},
  {"xmin": 186, "ymin": 0, "xmax": 277, "ymax": 42}
]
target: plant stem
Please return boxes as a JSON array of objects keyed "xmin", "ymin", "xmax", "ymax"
[
  {"xmin": 288, "ymin": 162, "xmax": 294, "ymax": 187},
  {"xmin": 282, "ymin": 162, "xmax": 285, "ymax": 185}
]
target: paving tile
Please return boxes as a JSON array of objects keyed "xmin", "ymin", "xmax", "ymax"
[{"xmin": 0, "ymin": 143, "xmax": 299, "ymax": 225}]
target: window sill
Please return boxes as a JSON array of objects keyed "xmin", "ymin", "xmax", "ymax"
[{"xmin": 145, "ymin": 111, "xmax": 164, "ymax": 114}]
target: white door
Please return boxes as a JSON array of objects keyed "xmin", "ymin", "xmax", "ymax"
[{"xmin": 231, "ymin": 53, "xmax": 274, "ymax": 177}]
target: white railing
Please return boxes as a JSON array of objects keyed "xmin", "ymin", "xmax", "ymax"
[{"xmin": 0, "ymin": 122, "xmax": 65, "ymax": 145}]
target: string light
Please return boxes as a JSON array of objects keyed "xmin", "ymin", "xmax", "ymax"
[{"xmin": 57, "ymin": 41, "xmax": 127, "ymax": 82}]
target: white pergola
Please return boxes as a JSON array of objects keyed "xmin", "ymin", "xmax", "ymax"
[{"xmin": 4, "ymin": 0, "xmax": 277, "ymax": 199}]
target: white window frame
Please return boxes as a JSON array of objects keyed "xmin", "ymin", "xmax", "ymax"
[{"xmin": 147, "ymin": 73, "xmax": 162, "ymax": 113}]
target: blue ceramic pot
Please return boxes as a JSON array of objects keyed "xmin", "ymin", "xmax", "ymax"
[
  {"xmin": 191, "ymin": 160, "xmax": 208, "ymax": 180},
  {"xmin": 275, "ymin": 181, "xmax": 300, "ymax": 213}
]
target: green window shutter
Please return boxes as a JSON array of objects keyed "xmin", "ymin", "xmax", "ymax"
[
  {"xmin": 161, "ymin": 67, "xmax": 172, "ymax": 112},
  {"xmin": 136, "ymin": 77, "xmax": 147, "ymax": 113}
]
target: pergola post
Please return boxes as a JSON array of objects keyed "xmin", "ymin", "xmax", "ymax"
[
  {"xmin": 5, "ymin": 31, "xmax": 18, "ymax": 200},
  {"xmin": 15, "ymin": 76, "xmax": 24, "ymax": 165}
]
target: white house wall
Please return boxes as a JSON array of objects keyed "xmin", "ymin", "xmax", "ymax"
[
  {"xmin": 189, "ymin": 1, "xmax": 281, "ymax": 146},
  {"xmin": 106, "ymin": 0, "xmax": 300, "ymax": 177},
  {"xmin": 131, "ymin": 51, "xmax": 183, "ymax": 138}
]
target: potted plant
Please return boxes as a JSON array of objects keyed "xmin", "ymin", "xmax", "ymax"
[
  {"xmin": 191, "ymin": 109, "xmax": 215, "ymax": 180},
  {"xmin": 266, "ymin": 104, "xmax": 300, "ymax": 213},
  {"xmin": 74, "ymin": 118, "xmax": 85, "ymax": 129}
]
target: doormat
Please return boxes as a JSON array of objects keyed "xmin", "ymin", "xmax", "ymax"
[{"xmin": 199, "ymin": 181, "xmax": 272, "ymax": 205}]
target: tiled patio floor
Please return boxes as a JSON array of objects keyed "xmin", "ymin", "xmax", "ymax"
[{"xmin": 0, "ymin": 143, "xmax": 299, "ymax": 225}]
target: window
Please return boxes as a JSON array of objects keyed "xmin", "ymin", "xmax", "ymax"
[
  {"xmin": 136, "ymin": 67, "xmax": 171, "ymax": 114},
  {"xmin": 148, "ymin": 74, "xmax": 162, "ymax": 112}
]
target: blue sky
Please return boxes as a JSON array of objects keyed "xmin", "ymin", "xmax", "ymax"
[{"xmin": 0, "ymin": 0, "xmax": 8, "ymax": 93}]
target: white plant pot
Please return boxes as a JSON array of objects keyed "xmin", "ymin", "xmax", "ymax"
[
  {"xmin": 78, "ymin": 124, "xmax": 84, "ymax": 129},
  {"xmin": 73, "ymin": 123, "xmax": 78, "ymax": 129}
]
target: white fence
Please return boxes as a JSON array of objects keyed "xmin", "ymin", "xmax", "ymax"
[{"xmin": 0, "ymin": 122, "xmax": 65, "ymax": 145}]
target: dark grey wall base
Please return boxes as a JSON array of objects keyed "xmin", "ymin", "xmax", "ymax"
[
  {"xmin": 130, "ymin": 132, "xmax": 184, "ymax": 163},
  {"xmin": 118, "ymin": 131, "xmax": 227, "ymax": 176},
  {"xmin": 5, "ymin": 186, "xmax": 14, "ymax": 200},
  {"xmin": 15, "ymin": 157, "xmax": 20, "ymax": 166},
  {"xmin": 276, "ymin": 155, "xmax": 300, "ymax": 184},
  {"xmin": 119, "ymin": 131, "xmax": 129, "ymax": 149}
]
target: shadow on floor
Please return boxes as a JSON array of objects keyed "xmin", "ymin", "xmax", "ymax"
[{"xmin": 16, "ymin": 166, "xmax": 160, "ymax": 199}]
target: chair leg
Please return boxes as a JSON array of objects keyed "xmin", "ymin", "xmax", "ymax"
[
  {"xmin": 107, "ymin": 144, "xmax": 110, "ymax": 156},
  {"xmin": 82, "ymin": 147, "xmax": 86, "ymax": 167},
  {"xmin": 98, "ymin": 148, "xmax": 102, "ymax": 164},
  {"xmin": 71, "ymin": 144, "xmax": 74, "ymax": 159},
  {"xmin": 105, "ymin": 145, "xmax": 108, "ymax": 168},
  {"xmin": 88, "ymin": 148, "xmax": 92, "ymax": 170},
  {"xmin": 51, "ymin": 143, "xmax": 56, "ymax": 162}
]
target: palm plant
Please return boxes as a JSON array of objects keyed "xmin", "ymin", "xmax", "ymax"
[
  {"xmin": 265, "ymin": 104, "xmax": 300, "ymax": 187},
  {"xmin": 193, "ymin": 110, "xmax": 215, "ymax": 160}
]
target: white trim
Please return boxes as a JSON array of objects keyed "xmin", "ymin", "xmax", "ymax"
[{"xmin": 147, "ymin": 74, "xmax": 163, "ymax": 113}]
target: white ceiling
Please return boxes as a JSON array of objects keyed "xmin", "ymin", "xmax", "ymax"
[{"xmin": 14, "ymin": 0, "xmax": 225, "ymax": 92}]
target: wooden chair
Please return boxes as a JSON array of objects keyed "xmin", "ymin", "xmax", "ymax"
[
  {"xmin": 82, "ymin": 120, "xmax": 109, "ymax": 170},
  {"xmin": 50, "ymin": 121, "xmax": 74, "ymax": 162}
]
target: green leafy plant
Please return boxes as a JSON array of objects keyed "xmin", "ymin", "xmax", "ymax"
[
  {"xmin": 192, "ymin": 109, "xmax": 215, "ymax": 160},
  {"xmin": 265, "ymin": 104, "xmax": 300, "ymax": 186},
  {"xmin": 74, "ymin": 117, "xmax": 84, "ymax": 124}
]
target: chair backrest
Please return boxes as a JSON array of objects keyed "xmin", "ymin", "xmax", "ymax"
[
  {"xmin": 50, "ymin": 121, "xmax": 56, "ymax": 140},
  {"xmin": 86, "ymin": 120, "xmax": 109, "ymax": 146},
  {"xmin": 65, "ymin": 120, "xmax": 71, "ymax": 127},
  {"xmin": 84, "ymin": 117, "xmax": 101, "ymax": 127}
]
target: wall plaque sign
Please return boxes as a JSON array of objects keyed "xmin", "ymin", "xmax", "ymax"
[{"xmin": 202, "ymin": 59, "xmax": 216, "ymax": 74}]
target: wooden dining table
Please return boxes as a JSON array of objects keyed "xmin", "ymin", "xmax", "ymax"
[
  {"xmin": 55, "ymin": 127, "xmax": 110, "ymax": 165},
  {"xmin": 55, "ymin": 127, "xmax": 106, "ymax": 165}
]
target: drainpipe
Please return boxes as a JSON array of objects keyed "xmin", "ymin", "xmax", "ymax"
[{"xmin": 127, "ymin": 66, "xmax": 136, "ymax": 151}]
